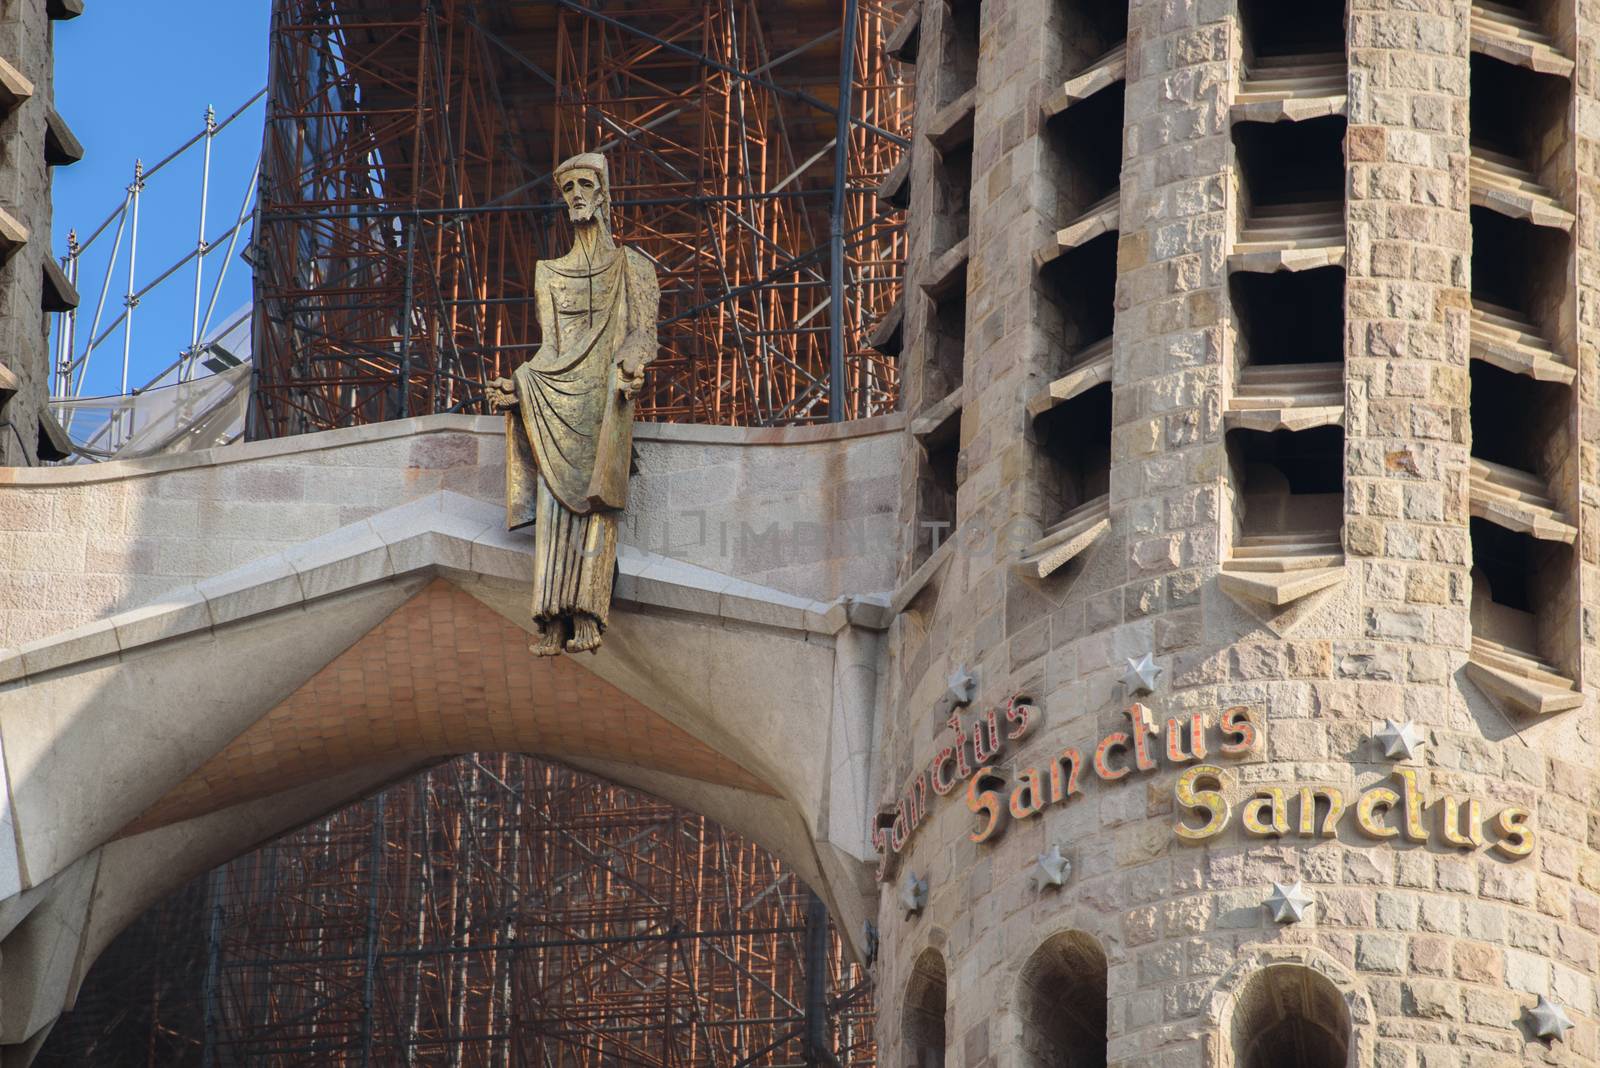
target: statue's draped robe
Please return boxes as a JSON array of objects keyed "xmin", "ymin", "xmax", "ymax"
[{"xmin": 505, "ymin": 244, "xmax": 658, "ymax": 629}]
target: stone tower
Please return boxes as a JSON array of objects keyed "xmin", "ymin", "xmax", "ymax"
[
  {"xmin": 872, "ymin": 0, "xmax": 1600, "ymax": 1063},
  {"xmin": 0, "ymin": 0, "xmax": 79, "ymax": 466}
]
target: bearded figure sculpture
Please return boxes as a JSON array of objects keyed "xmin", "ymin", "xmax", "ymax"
[{"xmin": 488, "ymin": 153, "xmax": 660, "ymax": 655}]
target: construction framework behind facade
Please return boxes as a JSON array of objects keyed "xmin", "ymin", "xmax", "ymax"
[
  {"xmin": 42, "ymin": 755, "xmax": 876, "ymax": 1066},
  {"xmin": 251, "ymin": 0, "xmax": 910, "ymax": 435}
]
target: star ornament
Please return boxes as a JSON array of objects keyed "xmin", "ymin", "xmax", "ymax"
[
  {"xmin": 1264, "ymin": 881, "xmax": 1314, "ymax": 924},
  {"xmin": 946, "ymin": 665, "xmax": 976, "ymax": 708},
  {"xmin": 1375, "ymin": 718, "xmax": 1423, "ymax": 761},
  {"xmin": 900, "ymin": 871, "xmax": 928, "ymax": 916},
  {"xmin": 860, "ymin": 919, "xmax": 880, "ymax": 965},
  {"xmin": 1528, "ymin": 995, "xmax": 1575, "ymax": 1044},
  {"xmin": 1033, "ymin": 844, "xmax": 1071, "ymax": 891},
  {"xmin": 1122, "ymin": 652, "xmax": 1162, "ymax": 697}
]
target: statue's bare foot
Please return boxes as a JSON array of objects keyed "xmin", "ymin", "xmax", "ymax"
[
  {"xmin": 530, "ymin": 621, "xmax": 565, "ymax": 657},
  {"xmin": 566, "ymin": 614, "xmax": 602, "ymax": 654}
]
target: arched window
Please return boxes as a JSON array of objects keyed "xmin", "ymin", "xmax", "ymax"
[
  {"xmin": 903, "ymin": 947, "xmax": 948, "ymax": 1068},
  {"xmin": 1018, "ymin": 930, "xmax": 1108, "ymax": 1067},
  {"xmin": 1230, "ymin": 964, "xmax": 1351, "ymax": 1068}
]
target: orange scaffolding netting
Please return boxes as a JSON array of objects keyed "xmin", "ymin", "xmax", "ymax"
[
  {"xmin": 42, "ymin": 756, "xmax": 876, "ymax": 1066},
  {"xmin": 251, "ymin": 0, "xmax": 910, "ymax": 435}
]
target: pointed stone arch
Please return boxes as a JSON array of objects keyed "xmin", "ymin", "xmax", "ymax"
[
  {"xmin": 1015, "ymin": 929, "xmax": 1108, "ymax": 1067},
  {"xmin": 1202, "ymin": 945, "xmax": 1372, "ymax": 1068},
  {"xmin": 903, "ymin": 946, "xmax": 949, "ymax": 1068}
]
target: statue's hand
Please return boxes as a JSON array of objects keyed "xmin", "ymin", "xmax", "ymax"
[
  {"xmin": 486, "ymin": 376, "xmax": 519, "ymax": 412},
  {"xmin": 618, "ymin": 350, "xmax": 648, "ymax": 402}
]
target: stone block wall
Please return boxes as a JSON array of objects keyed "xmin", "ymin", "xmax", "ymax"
[
  {"xmin": 0, "ymin": 413, "xmax": 902, "ymax": 648},
  {"xmin": 875, "ymin": 0, "xmax": 1600, "ymax": 1065},
  {"xmin": 0, "ymin": 0, "xmax": 77, "ymax": 466}
]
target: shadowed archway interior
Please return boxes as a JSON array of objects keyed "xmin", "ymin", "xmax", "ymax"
[
  {"xmin": 1230, "ymin": 964, "xmax": 1351, "ymax": 1068},
  {"xmin": 903, "ymin": 947, "xmax": 948, "ymax": 1068},
  {"xmin": 1017, "ymin": 930, "xmax": 1108, "ymax": 1067}
]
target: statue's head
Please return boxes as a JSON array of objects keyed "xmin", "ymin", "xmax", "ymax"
[{"xmin": 554, "ymin": 152, "xmax": 610, "ymax": 226}]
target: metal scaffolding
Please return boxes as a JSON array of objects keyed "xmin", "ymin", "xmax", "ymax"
[
  {"xmin": 41, "ymin": 755, "xmax": 876, "ymax": 1066},
  {"xmin": 251, "ymin": 0, "xmax": 910, "ymax": 436}
]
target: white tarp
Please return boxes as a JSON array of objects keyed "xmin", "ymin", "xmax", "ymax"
[{"xmin": 50, "ymin": 310, "xmax": 253, "ymax": 462}]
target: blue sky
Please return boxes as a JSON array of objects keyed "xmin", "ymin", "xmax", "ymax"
[{"xmin": 52, "ymin": 3, "xmax": 270, "ymax": 398}]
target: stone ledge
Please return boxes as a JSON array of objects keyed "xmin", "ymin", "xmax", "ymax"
[
  {"xmin": 925, "ymin": 88, "xmax": 975, "ymax": 155},
  {"xmin": 1042, "ymin": 42, "xmax": 1126, "ymax": 118},
  {"xmin": 1014, "ymin": 495, "xmax": 1110, "ymax": 580},
  {"xmin": 1223, "ymin": 405, "xmax": 1344, "ymax": 433},
  {"xmin": 0, "ymin": 411, "xmax": 905, "ymax": 486},
  {"xmin": 1469, "ymin": 4, "xmax": 1573, "ymax": 77},
  {"xmin": 1026, "ymin": 345, "xmax": 1113, "ymax": 420},
  {"xmin": 1218, "ymin": 561, "xmax": 1346, "ymax": 608},
  {"xmin": 1466, "ymin": 640, "xmax": 1582, "ymax": 717},
  {"xmin": 0, "ymin": 491, "xmax": 892, "ymax": 684},
  {"xmin": 891, "ymin": 533, "xmax": 955, "ymax": 616},
  {"xmin": 1034, "ymin": 194, "xmax": 1119, "ymax": 269},
  {"xmin": 1228, "ymin": 243, "xmax": 1346, "ymax": 274},
  {"xmin": 884, "ymin": 6, "xmax": 920, "ymax": 64}
]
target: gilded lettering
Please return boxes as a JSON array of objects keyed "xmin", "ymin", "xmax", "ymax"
[
  {"xmin": 1126, "ymin": 703, "xmax": 1159, "ymax": 772},
  {"xmin": 1491, "ymin": 806, "xmax": 1534, "ymax": 858},
  {"xmin": 971, "ymin": 706, "xmax": 1003, "ymax": 764},
  {"xmin": 1174, "ymin": 765, "xmax": 1231, "ymax": 842},
  {"xmin": 1220, "ymin": 706, "xmax": 1257, "ymax": 755},
  {"xmin": 1296, "ymin": 787, "xmax": 1345, "ymax": 837},
  {"xmin": 966, "ymin": 769, "xmax": 1006, "ymax": 844},
  {"xmin": 948, "ymin": 711, "xmax": 972, "ymax": 780},
  {"xmin": 1439, "ymin": 795, "xmax": 1484, "ymax": 849},
  {"xmin": 1356, "ymin": 786, "xmax": 1400, "ymax": 839},
  {"xmin": 1005, "ymin": 696, "xmax": 1037, "ymax": 740},
  {"xmin": 1392, "ymin": 768, "xmax": 1429, "ymax": 843},
  {"xmin": 1242, "ymin": 788, "xmax": 1289, "ymax": 837},
  {"xmin": 1165, "ymin": 714, "xmax": 1208, "ymax": 763},
  {"xmin": 1049, "ymin": 748, "xmax": 1084, "ymax": 804},
  {"xmin": 1009, "ymin": 767, "xmax": 1045, "ymax": 819},
  {"xmin": 930, "ymin": 747, "xmax": 959, "ymax": 796},
  {"xmin": 1094, "ymin": 731, "xmax": 1131, "ymax": 781}
]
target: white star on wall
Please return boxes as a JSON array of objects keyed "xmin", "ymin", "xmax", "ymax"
[
  {"xmin": 900, "ymin": 871, "xmax": 928, "ymax": 916},
  {"xmin": 1528, "ymin": 995, "xmax": 1575, "ymax": 1044},
  {"xmin": 1264, "ymin": 881, "xmax": 1313, "ymax": 924},
  {"xmin": 946, "ymin": 665, "xmax": 976, "ymax": 707},
  {"xmin": 1122, "ymin": 652, "xmax": 1162, "ymax": 697},
  {"xmin": 1374, "ymin": 718, "xmax": 1423, "ymax": 760},
  {"xmin": 1033, "ymin": 844, "xmax": 1071, "ymax": 890}
]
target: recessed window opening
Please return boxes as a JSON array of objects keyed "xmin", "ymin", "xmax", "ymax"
[
  {"xmin": 904, "ymin": 948, "xmax": 949, "ymax": 1068},
  {"xmin": 1470, "ymin": 360, "xmax": 1565, "ymax": 478},
  {"xmin": 1477, "ymin": 0, "xmax": 1564, "ymax": 49},
  {"xmin": 1471, "ymin": 206, "xmax": 1568, "ymax": 341},
  {"xmin": 1018, "ymin": 931, "xmax": 1108, "ymax": 1068},
  {"xmin": 1229, "ymin": 426, "xmax": 1344, "ymax": 537},
  {"xmin": 1229, "ymin": 965, "xmax": 1351, "ymax": 1068},
  {"xmin": 928, "ymin": 287, "xmax": 966, "ymax": 400},
  {"xmin": 1043, "ymin": 82, "xmax": 1132, "ymax": 225},
  {"xmin": 1043, "ymin": 81, "xmax": 1125, "ymax": 226},
  {"xmin": 1470, "ymin": 518, "xmax": 1577, "ymax": 679},
  {"xmin": 1040, "ymin": 231, "xmax": 1117, "ymax": 373},
  {"xmin": 1036, "ymin": 383, "xmax": 1111, "ymax": 527},
  {"xmin": 1048, "ymin": 0, "xmax": 1127, "ymax": 81},
  {"xmin": 938, "ymin": 0, "xmax": 980, "ymax": 107},
  {"xmin": 1239, "ymin": 0, "xmax": 1345, "ymax": 60},
  {"xmin": 1473, "ymin": 518, "xmax": 1533, "ymax": 614},
  {"xmin": 917, "ymin": 413, "xmax": 960, "ymax": 567},
  {"xmin": 933, "ymin": 141, "xmax": 973, "ymax": 251},
  {"xmin": 1233, "ymin": 116, "xmax": 1347, "ymax": 214},
  {"xmin": 1230, "ymin": 268, "xmax": 1345, "ymax": 367},
  {"xmin": 1471, "ymin": 53, "xmax": 1568, "ymax": 180}
]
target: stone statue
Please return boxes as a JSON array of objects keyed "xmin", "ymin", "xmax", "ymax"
[{"xmin": 487, "ymin": 152, "xmax": 660, "ymax": 655}]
